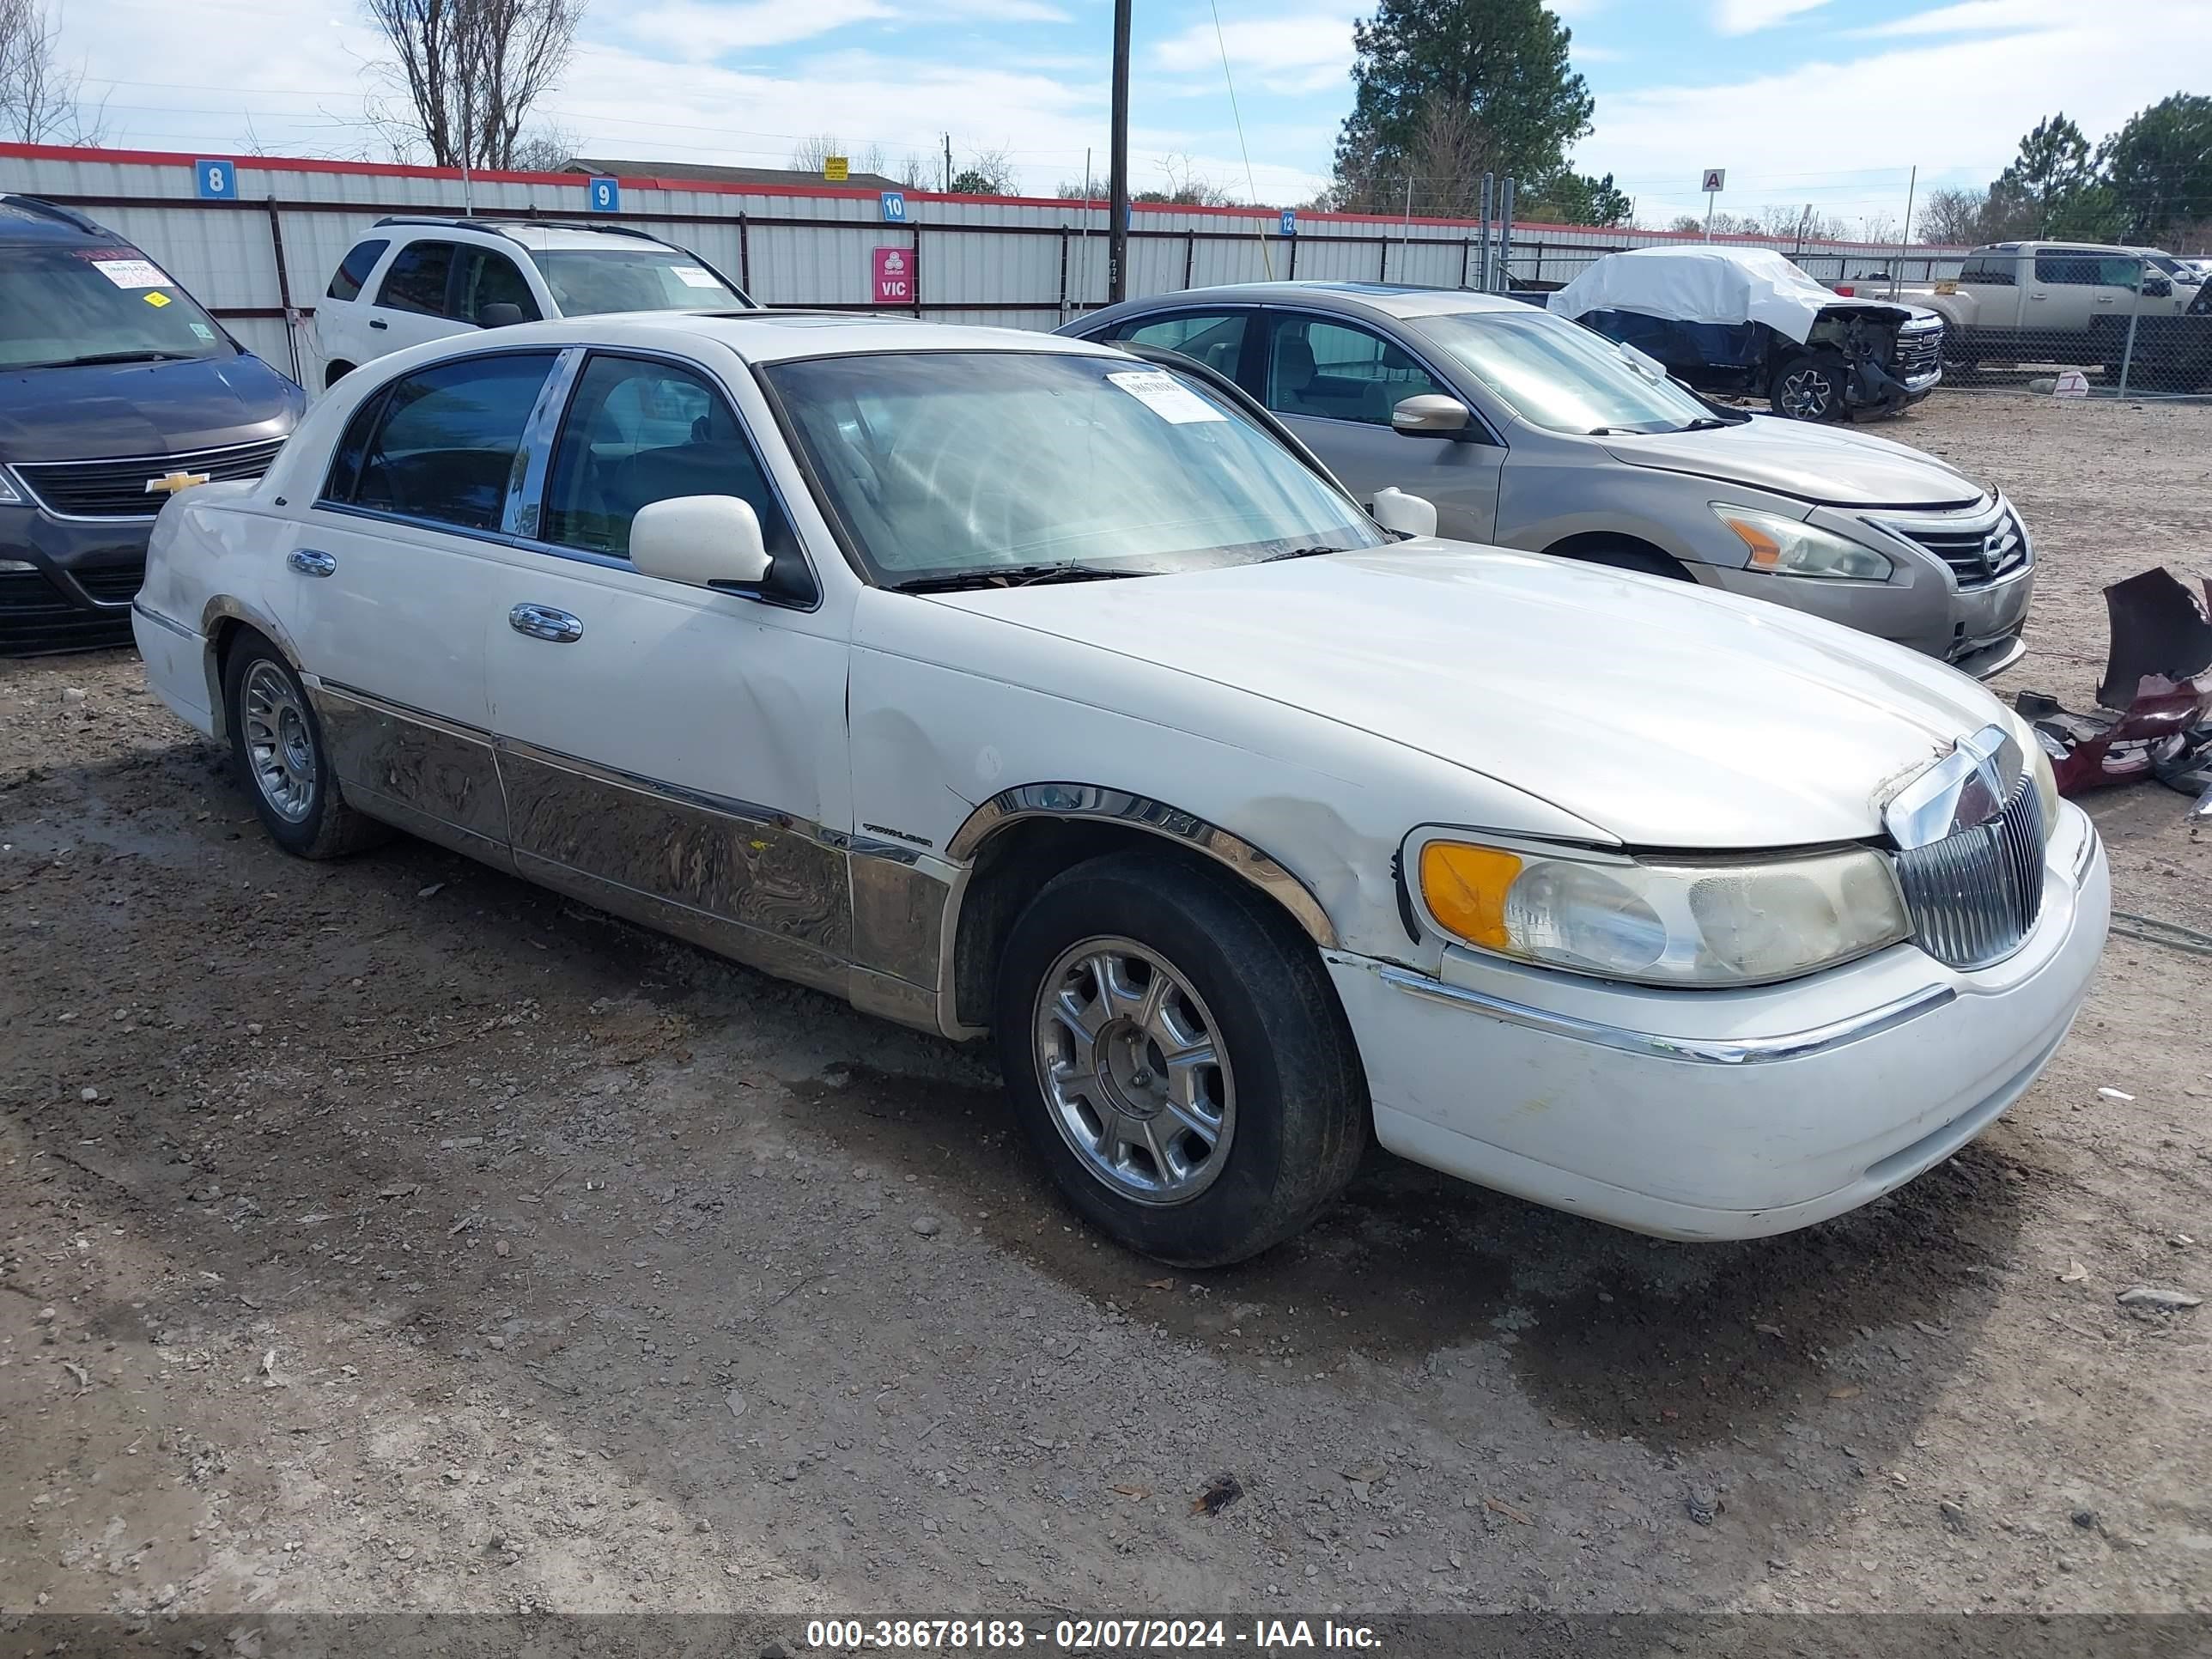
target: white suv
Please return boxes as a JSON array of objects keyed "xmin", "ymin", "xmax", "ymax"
[{"xmin": 313, "ymin": 217, "xmax": 752, "ymax": 390}]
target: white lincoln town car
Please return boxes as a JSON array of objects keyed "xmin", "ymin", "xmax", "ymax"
[{"xmin": 130, "ymin": 313, "xmax": 2109, "ymax": 1266}]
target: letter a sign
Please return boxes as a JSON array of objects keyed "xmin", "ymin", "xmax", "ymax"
[{"xmin": 1701, "ymin": 168, "xmax": 1726, "ymax": 194}]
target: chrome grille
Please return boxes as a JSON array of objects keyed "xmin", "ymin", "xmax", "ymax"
[
  {"xmin": 1893, "ymin": 771, "xmax": 2046, "ymax": 970},
  {"xmin": 14, "ymin": 437, "xmax": 286, "ymax": 520},
  {"xmin": 1894, "ymin": 325, "xmax": 1943, "ymax": 379},
  {"xmin": 1885, "ymin": 506, "xmax": 2028, "ymax": 590}
]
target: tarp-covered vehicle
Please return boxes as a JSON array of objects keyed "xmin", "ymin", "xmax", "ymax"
[{"xmin": 1550, "ymin": 245, "xmax": 1944, "ymax": 422}]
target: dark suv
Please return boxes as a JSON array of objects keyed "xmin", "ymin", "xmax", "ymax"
[{"xmin": 0, "ymin": 196, "xmax": 304, "ymax": 653}]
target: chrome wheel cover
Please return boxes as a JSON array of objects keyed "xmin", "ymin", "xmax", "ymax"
[
  {"xmin": 1778, "ymin": 365, "xmax": 1837, "ymax": 419},
  {"xmin": 240, "ymin": 659, "xmax": 317, "ymax": 823},
  {"xmin": 1030, "ymin": 935, "xmax": 1236, "ymax": 1206}
]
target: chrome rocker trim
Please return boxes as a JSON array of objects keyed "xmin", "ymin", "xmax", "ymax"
[{"xmin": 1375, "ymin": 966, "xmax": 1957, "ymax": 1066}]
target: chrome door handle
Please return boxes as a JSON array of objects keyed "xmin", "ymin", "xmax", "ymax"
[
  {"xmin": 508, "ymin": 603, "xmax": 583, "ymax": 643},
  {"xmin": 288, "ymin": 548, "xmax": 337, "ymax": 577}
]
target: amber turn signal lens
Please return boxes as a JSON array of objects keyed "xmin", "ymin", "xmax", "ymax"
[{"xmin": 1417, "ymin": 842, "xmax": 1522, "ymax": 950}]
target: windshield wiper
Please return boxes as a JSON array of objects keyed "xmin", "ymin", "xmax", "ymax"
[
  {"xmin": 31, "ymin": 349, "xmax": 195, "ymax": 368},
  {"xmin": 1259, "ymin": 543, "xmax": 1354, "ymax": 562},
  {"xmin": 886, "ymin": 563, "xmax": 1139, "ymax": 593},
  {"xmin": 1676, "ymin": 416, "xmax": 1740, "ymax": 431}
]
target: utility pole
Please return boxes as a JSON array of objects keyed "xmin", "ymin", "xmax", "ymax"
[
  {"xmin": 1107, "ymin": 0, "xmax": 1132, "ymax": 302},
  {"xmin": 1893, "ymin": 164, "xmax": 1916, "ymax": 298},
  {"xmin": 942, "ymin": 133, "xmax": 952, "ymax": 194}
]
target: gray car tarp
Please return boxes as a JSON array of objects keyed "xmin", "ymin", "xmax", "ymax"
[{"xmin": 1549, "ymin": 245, "xmax": 1844, "ymax": 346}]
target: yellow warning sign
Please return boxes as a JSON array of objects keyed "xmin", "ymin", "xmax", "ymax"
[{"xmin": 823, "ymin": 155, "xmax": 849, "ymax": 183}]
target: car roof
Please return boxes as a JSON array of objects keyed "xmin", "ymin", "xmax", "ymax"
[
  {"xmin": 0, "ymin": 195, "xmax": 120, "ymax": 246},
  {"xmin": 368, "ymin": 216, "xmax": 683, "ymax": 253},
  {"xmin": 1107, "ymin": 280, "xmax": 1535, "ymax": 320},
  {"xmin": 446, "ymin": 310, "xmax": 1133, "ymax": 367}
]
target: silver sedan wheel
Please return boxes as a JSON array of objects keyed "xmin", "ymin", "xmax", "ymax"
[
  {"xmin": 1778, "ymin": 365, "xmax": 1838, "ymax": 419},
  {"xmin": 1030, "ymin": 935, "xmax": 1236, "ymax": 1206},
  {"xmin": 240, "ymin": 659, "xmax": 317, "ymax": 823}
]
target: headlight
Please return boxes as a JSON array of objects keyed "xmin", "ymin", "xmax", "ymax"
[
  {"xmin": 1711, "ymin": 504, "xmax": 1893, "ymax": 580},
  {"xmin": 1416, "ymin": 836, "xmax": 1911, "ymax": 987}
]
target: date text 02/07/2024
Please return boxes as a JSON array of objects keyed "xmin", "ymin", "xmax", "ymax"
[{"xmin": 801, "ymin": 1619, "xmax": 1383, "ymax": 1650}]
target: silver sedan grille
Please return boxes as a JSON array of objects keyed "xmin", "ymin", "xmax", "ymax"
[{"xmin": 1893, "ymin": 770, "xmax": 2046, "ymax": 970}]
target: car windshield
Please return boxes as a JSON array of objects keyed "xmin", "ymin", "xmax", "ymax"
[
  {"xmin": 762, "ymin": 349, "xmax": 1389, "ymax": 586},
  {"xmin": 528, "ymin": 247, "xmax": 744, "ymax": 315},
  {"xmin": 0, "ymin": 245, "xmax": 233, "ymax": 370},
  {"xmin": 1409, "ymin": 307, "xmax": 1723, "ymax": 435}
]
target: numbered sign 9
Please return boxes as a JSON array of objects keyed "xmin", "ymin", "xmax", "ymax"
[{"xmin": 589, "ymin": 175, "xmax": 621, "ymax": 213}]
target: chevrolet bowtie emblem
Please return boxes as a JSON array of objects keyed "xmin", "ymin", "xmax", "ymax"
[{"xmin": 143, "ymin": 470, "xmax": 211, "ymax": 495}]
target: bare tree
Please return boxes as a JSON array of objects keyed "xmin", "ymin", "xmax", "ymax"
[
  {"xmin": 947, "ymin": 145, "xmax": 1018, "ymax": 196},
  {"xmin": 508, "ymin": 122, "xmax": 575, "ymax": 172},
  {"xmin": 0, "ymin": 0, "xmax": 106, "ymax": 144},
  {"xmin": 788, "ymin": 134, "xmax": 887, "ymax": 177},
  {"xmin": 1916, "ymin": 185, "xmax": 1988, "ymax": 246},
  {"xmin": 364, "ymin": 0, "xmax": 583, "ymax": 170},
  {"xmin": 1855, "ymin": 210, "xmax": 1901, "ymax": 246},
  {"xmin": 1136, "ymin": 151, "xmax": 1238, "ymax": 206},
  {"xmin": 896, "ymin": 151, "xmax": 933, "ymax": 191}
]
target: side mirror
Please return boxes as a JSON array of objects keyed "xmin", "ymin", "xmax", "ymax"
[
  {"xmin": 629, "ymin": 495, "xmax": 774, "ymax": 592},
  {"xmin": 479, "ymin": 301, "xmax": 526, "ymax": 328},
  {"xmin": 1391, "ymin": 393, "xmax": 1472, "ymax": 437},
  {"xmin": 1370, "ymin": 487, "xmax": 1438, "ymax": 538},
  {"xmin": 2142, "ymin": 276, "xmax": 2172, "ymax": 299}
]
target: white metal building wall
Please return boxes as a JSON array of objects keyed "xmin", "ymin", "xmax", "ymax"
[{"xmin": 0, "ymin": 143, "xmax": 1971, "ymax": 390}]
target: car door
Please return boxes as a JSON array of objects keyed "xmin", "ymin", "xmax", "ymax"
[
  {"xmin": 273, "ymin": 348, "xmax": 565, "ymax": 853},
  {"xmin": 314, "ymin": 236, "xmax": 390, "ymax": 376},
  {"xmin": 364, "ymin": 239, "xmax": 465, "ymax": 359},
  {"xmin": 482, "ymin": 349, "xmax": 855, "ymax": 993},
  {"xmin": 1259, "ymin": 311, "xmax": 1504, "ymax": 543},
  {"xmin": 2029, "ymin": 251, "xmax": 2100, "ymax": 350}
]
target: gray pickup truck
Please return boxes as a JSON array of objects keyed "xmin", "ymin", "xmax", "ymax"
[{"xmin": 1891, "ymin": 240, "xmax": 2197, "ymax": 377}]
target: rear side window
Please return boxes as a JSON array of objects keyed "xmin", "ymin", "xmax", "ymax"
[
  {"xmin": 325, "ymin": 352, "xmax": 557, "ymax": 532},
  {"xmin": 327, "ymin": 240, "xmax": 389, "ymax": 302},
  {"xmin": 377, "ymin": 241, "xmax": 457, "ymax": 315},
  {"xmin": 1112, "ymin": 312, "xmax": 1248, "ymax": 379},
  {"xmin": 2033, "ymin": 252, "xmax": 2100, "ymax": 286},
  {"xmin": 1955, "ymin": 259, "xmax": 2014, "ymax": 286}
]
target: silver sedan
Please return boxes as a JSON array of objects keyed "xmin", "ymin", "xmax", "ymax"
[{"xmin": 1061, "ymin": 282, "xmax": 2032, "ymax": 678}]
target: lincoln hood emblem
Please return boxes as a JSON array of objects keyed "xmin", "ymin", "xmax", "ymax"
[{"xmin": 1883, "ymin": 723, "xmax": 2019, "ymax": 849}]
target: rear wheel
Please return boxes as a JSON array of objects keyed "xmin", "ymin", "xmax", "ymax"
[
  {"xmin": 1770, "ymin": 352, "xmax": 1847, "ymax": 421},
  {"xmin": 222, "ymin": 633, "xmax": 388, "ymax": 860},
  {"xmin": 994, "ymin": 851, "xmax": 1367, "ymax": 1266}
]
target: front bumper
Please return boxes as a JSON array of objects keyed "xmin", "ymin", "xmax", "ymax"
[
  {"xmin": 1328, "ymin": 802, "xmax": 2107, "ymax": 1240},
  {"xmin": 0, "ymin": 501, "xmax": 154, "ymax": 654}
]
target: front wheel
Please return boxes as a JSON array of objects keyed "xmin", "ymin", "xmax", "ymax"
[
  {"xmin": 1770, "ymin": 352, "xmax": 1848, "ymax": 421},
  {"xmin": 994, "ymin": 851, "xmax": 1368, "ymax": 1266}
]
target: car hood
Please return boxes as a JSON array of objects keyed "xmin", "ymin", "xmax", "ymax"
[
  {"xmin": 1599, "ymin": 416, "xmax": 1982, "ymax": 509},
  {"xmin": 929, "ymin": 543, "xmax": 2003, "ymax": 849},
  {"xmin": 0, "ymin": 353, "xmax": 301, "ymax": 463}
]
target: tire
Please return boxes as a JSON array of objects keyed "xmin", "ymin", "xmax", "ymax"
[
  {"xmin": 1553, "ymin": 540, "xmax": 1693, "ymax": 581},
  {"xmin": 994, "ymin": 850, "xmax": 1368, "ymax": 1267},
  {"xmin": 222, "ymin": 632, "xmax": 389, "ymax": 860},
  {"xmin": 1769, "ymin": 352, "xmax": 1847, "ymax": 421}
]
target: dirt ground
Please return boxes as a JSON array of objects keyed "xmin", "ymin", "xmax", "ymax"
[{"xmin": 3, "ymin": 391, "xmax": 2208, "ymax": 1640}]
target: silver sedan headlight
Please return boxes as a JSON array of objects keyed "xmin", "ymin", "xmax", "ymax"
[
  {"xmin": 1711, "ymin": 504, "xmax": 1894, "ymax": 580},
  {"xmin": 1414, "ymin": 835, "xmax": 1911, "ymax": 987}
]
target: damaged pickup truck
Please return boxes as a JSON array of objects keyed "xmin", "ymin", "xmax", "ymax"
[
  {"xmin": 133, "ymin": 316, "xmax": 2108, "ymax": 1267},
  {"xmin": 1551, "ymin": 244, "xmax": 1944, "ymax": 422}
]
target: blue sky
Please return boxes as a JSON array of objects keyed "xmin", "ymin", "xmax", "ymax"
[{"xmin": 54, "ymin": 0, "xmax": 2212, "ymax": 228}]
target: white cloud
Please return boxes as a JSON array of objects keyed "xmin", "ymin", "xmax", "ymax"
[
  {"xmin": 623, "ymin": 0, "xmax": 1068, "ymax": 63},
  {"xmin": 1585, "ymin": 11, "xmax": 2212, "ymax": 216},
  {"xmin": 1150, "ymin": 10, "xmax": 1358, "ymax": 95},
  {"xmin": 1846, "ymin": 0, "xmax": 2047, "ymax": 37},
  {"xmin": 1712, "ymin": 0, "xmax": 1832, "ymax": 35}
]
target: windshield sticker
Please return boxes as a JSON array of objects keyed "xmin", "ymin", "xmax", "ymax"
[
  {"xmin": 91, "ymin": 258, "xmax": 171, "ymax": 289},
  {"xmin": 1106, "ymin": 368, "xmax": 1226, "ymax": 424},
  {"xmin": 144, "ymin": 291, "xmax": 172, "ymax": 307},
  {"xmin": 188, "ymin": 322, "xmax": 215, "ymax": 340},
  {"xmin": 669, "ymin": 264, "xmax": 721, "ymax": 289}
]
